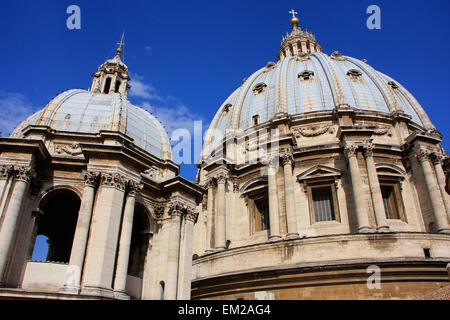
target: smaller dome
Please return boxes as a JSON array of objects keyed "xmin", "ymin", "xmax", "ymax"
[{"xmin": 11, "ymin": 89, "xmax": 172, "ymax": 160}]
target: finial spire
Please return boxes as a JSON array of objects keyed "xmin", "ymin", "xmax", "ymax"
[
  {"xmin": 289, "ymin": 9, "xmax": 299, "ymax": 28},
  {"xmin": 116, "ymin": 31, "xmax": 125, "ymax": 56},
  {"xmin": 289, "ymin": 9, "xmax": 298, "ymax": 18}
]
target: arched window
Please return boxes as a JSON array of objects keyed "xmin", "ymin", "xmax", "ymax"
[
  {"xmin": 103, "ymin": 77, "xmax": 112, "ymax": 93},
  {"xmin": 114, "ymin": 80, "xmax": 121, "ymax": 93},
  {"xmin": 30, "ymin": 190, "xmax": 80, "ymax": 263}
]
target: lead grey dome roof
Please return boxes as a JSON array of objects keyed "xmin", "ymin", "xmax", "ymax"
[
  {"xmin": 11, "ymin": 89, "xmax": 172, "ymax": 160},
  {"xmin": 204, "ymin": 52, "xmax": 433, "ymax": 151}
]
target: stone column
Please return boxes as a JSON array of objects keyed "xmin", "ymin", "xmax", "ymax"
[
  {"xmin": 165, "ymin": 200, "xmax": 183, "ymax": 300},
  {"xmin": 363, "ymin": 143, "xmax": 389, "ymax": 232},
  {"xmin": 0, "ymin": 165, "xmax": 12, "ymax": 223},
  {"xmin": 205, "ymin": 179, "xmax": 215, "ymax": 252},
  {"xmin": 0, "ymin": 166, "xmax": 32, "ymax": 284},
  {"xmin": 113, "ymin": 181, "xmax": 141, "ymax": 299},
  {"xmin": 177, "ymin": 208, "xmax": 198, "ymax": 300},
  {"xmin": 431, "ymin": 152, "xmax": 450, "ymax": 218},
  {"xmin": 416, "ymin": 148, "xmax": 450, "ymax": 233},
  {"xmin": 281, "ymin": 153, "xmax": 299, "ymax": 238},
  {"xmin": 215, "ymin": 174, "xmax": 227, "ymax": 250},
  {"xmin": 344, "ymin": 145, "xmax": 372, "ymax": 233},
  {"xmin": 268, "ymin": 159, "xmax": 281, "ymax": 240},
  {"xmin": 81, "ymin": 172, "xmax": 127, "ymax": 297},
  {"xmin": 61, "ymin": 171, "xmax": 99, "ymax": 293}
]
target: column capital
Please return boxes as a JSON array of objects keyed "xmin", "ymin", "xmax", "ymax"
[
  {"xmin": 100, "ymin": 172, "xmax": 127, "ymax": 191},
  {"xmin": 13, "ymin": 166, "xmax": 33, "ymax": 183},
  {"xmin": 430, "ymin": 151, "xmax": 446, "ymax": 165},
  {"xmin": 280, "ymin": 152, "xmax": 294, "ymax": 167},
  {"xmin": 168, "ymin": 199, "xmax": 187, "ymax": 217},
  {"xmin": 0, "ymin": 165, "xmax": 13, "ymax": 180},
  {"xmin": 362, "ymin": 142, "xmax": 374, "ymax": 158},
  {"xmin": 84, "ymin": 171, "xmax": 100, "ymax": 188},
  {"xmin": 185, "ymin": 207, "xmax": 199, "ymax": 223},
  {"xmin": 414, "ymin": 147, "xmax": 430, "ymax": 163},
  {"xmin": 127, "ymin": 180, "xmax": 143, "ymax": 197},
  {"xmin": 216, "ymin": 173, "xmax": 228, "ymax": 185},
  {"xmin": 344, "ymin": 144, "xmax": 359, "ymax": 158},
  {"xmin": 206, "ymin": 177, "xmax": 217, "ymax": 188}
]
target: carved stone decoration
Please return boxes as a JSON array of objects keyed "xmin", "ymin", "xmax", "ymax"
[
  {"xmin": 216, "ymin": 173, "xmax": 228, "ymax": 185},
  {"xmin": 330, "ymin": 51, "xmax": 345, "ymax": 61},
  {"xmin": 207, "ymin": 178, "xmax": 217, "ymax": 189},
  {"xmin": 387, "ymin": 81, "xmax": 399, "ymax": 89},
  {"xmin": 201, "ymin": 194, "xmax": 208, "ymax": 210},
  {"xmin": 415, "ymin": 147, "xmax": 430, "ymax": 163},
  {"xmin": 252, "ymin": 83, "xmax": 267, "ymax": 95},
  {"xmin": 54, "ymin": 143, "xmax": 83, "ymax": 156},
  {"xmin": 168, "ymin": 199, "xmax": 187, "ymax": 217},
  {"xmin": 14, "ymin": 166, "xmax": 33, "ymax": 183},
  {"xmin": 295, "ymin": 125, "xmax": 334, "ymax": 138},
  {"xmin": 143, "ymin": 167, "xmax": 159, "ymax": 181},
  {"xmin": 153, "ymin": 206, "xmax": 165, "ymax": 219},
  {"xmin": 430, "ymin": 151, "xmax": 445, "ymax": 165},
  {"xmin": 424, "ymin": 128, "xmax": 443, "ymax": 139},
  {"xmin": 347, "ymin": 69, "xmax": 363, "ymax": 80},
  {"xmin": 265, "ymin": 61, "xmax": 276, "ymax": 69},
  {"xmin": 372, "ymin": 125, "xmax": 393, "ymax": 137},
  {"xmin": 185, "ymin": 206, "xmax": 199, "ymax": 223},
  {"xmin": 223, "ymin": 104, "xmax": 232, "ymax": 113},
  {"xmin": 280, "ymin": 152, "xmax": 294, "ymax": 167},
  {"xmin": 100, "ymin": 172, "xmax": 127, "ymax": 191},
  {"xmin": 362, "ymin": 142, "xmax": 374, "ymax": 158},
  {"xmin": 0, "ymin": 165, "xmax": 13, "ymax": 179},
  {"xmin": 296, "ymin": 52, "xmax": 310, "ymax": 61},
  {"xmin": 127, "ymin": 180, "xmax": 143, "ymax": 197},
  {"xmin": 84, "ymin": 171, "xmax": 100, "ymax": 188},
  {"xmin": 344, "ymin": 144, "xmax": 358, "ymax": 158},
  {"xmin": 298, "ymin": 70, "xmax": 314, "ymax": 80},
  {"xmin": 231, "ymin": 177, "xmax": 240, "ymax": 193}
]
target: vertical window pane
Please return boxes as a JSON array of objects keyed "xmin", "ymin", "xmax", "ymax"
[
  {"xmin": 254, "ymin": 198, "xmax": 269, "ymax": 231},
  {"xmin": 312, "ymin": 187, "xmax": 335, "ymax": 222},
  {"xmin": 382, "ymin": 186, "xmax": 400, "ymax": 219}
]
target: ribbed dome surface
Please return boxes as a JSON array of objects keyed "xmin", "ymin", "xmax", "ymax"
[
  {"xmin": 11, "ymin": 89, "xmax": 171, "ymax": 159},
  {"xmin": 207, "ymin": 51, "xmax": 433, "ymax": 150}
]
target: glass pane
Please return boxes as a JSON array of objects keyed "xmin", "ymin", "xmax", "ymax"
[{"xmin": 312, "ymin": 187, "xmax": 335, "ymax": 222}]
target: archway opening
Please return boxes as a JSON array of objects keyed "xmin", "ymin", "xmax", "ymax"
[
  {"xmin": 32, "ymin": 190, "xmax": 80, "ymax": 263},
  {"xmin": 127, "ymin": 204, "xmax": 150, "ymax": 278}
]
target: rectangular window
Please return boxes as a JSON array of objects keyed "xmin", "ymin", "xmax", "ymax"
[
  {"xmin": 312, "ymin": 187, "xmax": 336, "ymax": 222},
  {"xmin": 381, "ymin": 185, "xmax": 400, "ymax": 219},
  {"xmin": 252, "ymin": 198, "xmax": 269, "ymax": 232}
]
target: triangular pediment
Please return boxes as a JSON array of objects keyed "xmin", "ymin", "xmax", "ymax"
[{"xmin": 297, "ymin": 165, "xmax": 342, "ymax": 182}]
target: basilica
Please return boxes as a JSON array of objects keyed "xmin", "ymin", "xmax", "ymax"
[{"xmin": 0, "ymin": 13, "xmax": 449, "ymax": 300}]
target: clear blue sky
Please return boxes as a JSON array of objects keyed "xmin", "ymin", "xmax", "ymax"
[{"xmin": 1, "ymin": 0, "xmax": 449, "ymax": 182}]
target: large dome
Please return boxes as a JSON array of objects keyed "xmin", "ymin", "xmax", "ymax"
[
  {"xmin": 11, "ymin": 89, "xmax": 172, "ymax": 160},
  {"xmin": 204, "ymin": 26, "xmax": 433, "ymax": 153}
]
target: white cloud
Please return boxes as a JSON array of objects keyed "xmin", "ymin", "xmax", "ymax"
[
  {"xmin": 0, "ymin": 92, "xmax": 36, "ymax": 137},
  {"xmin": 128, "ymin": 74, "xmax": 165, "ymax": 101}
]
